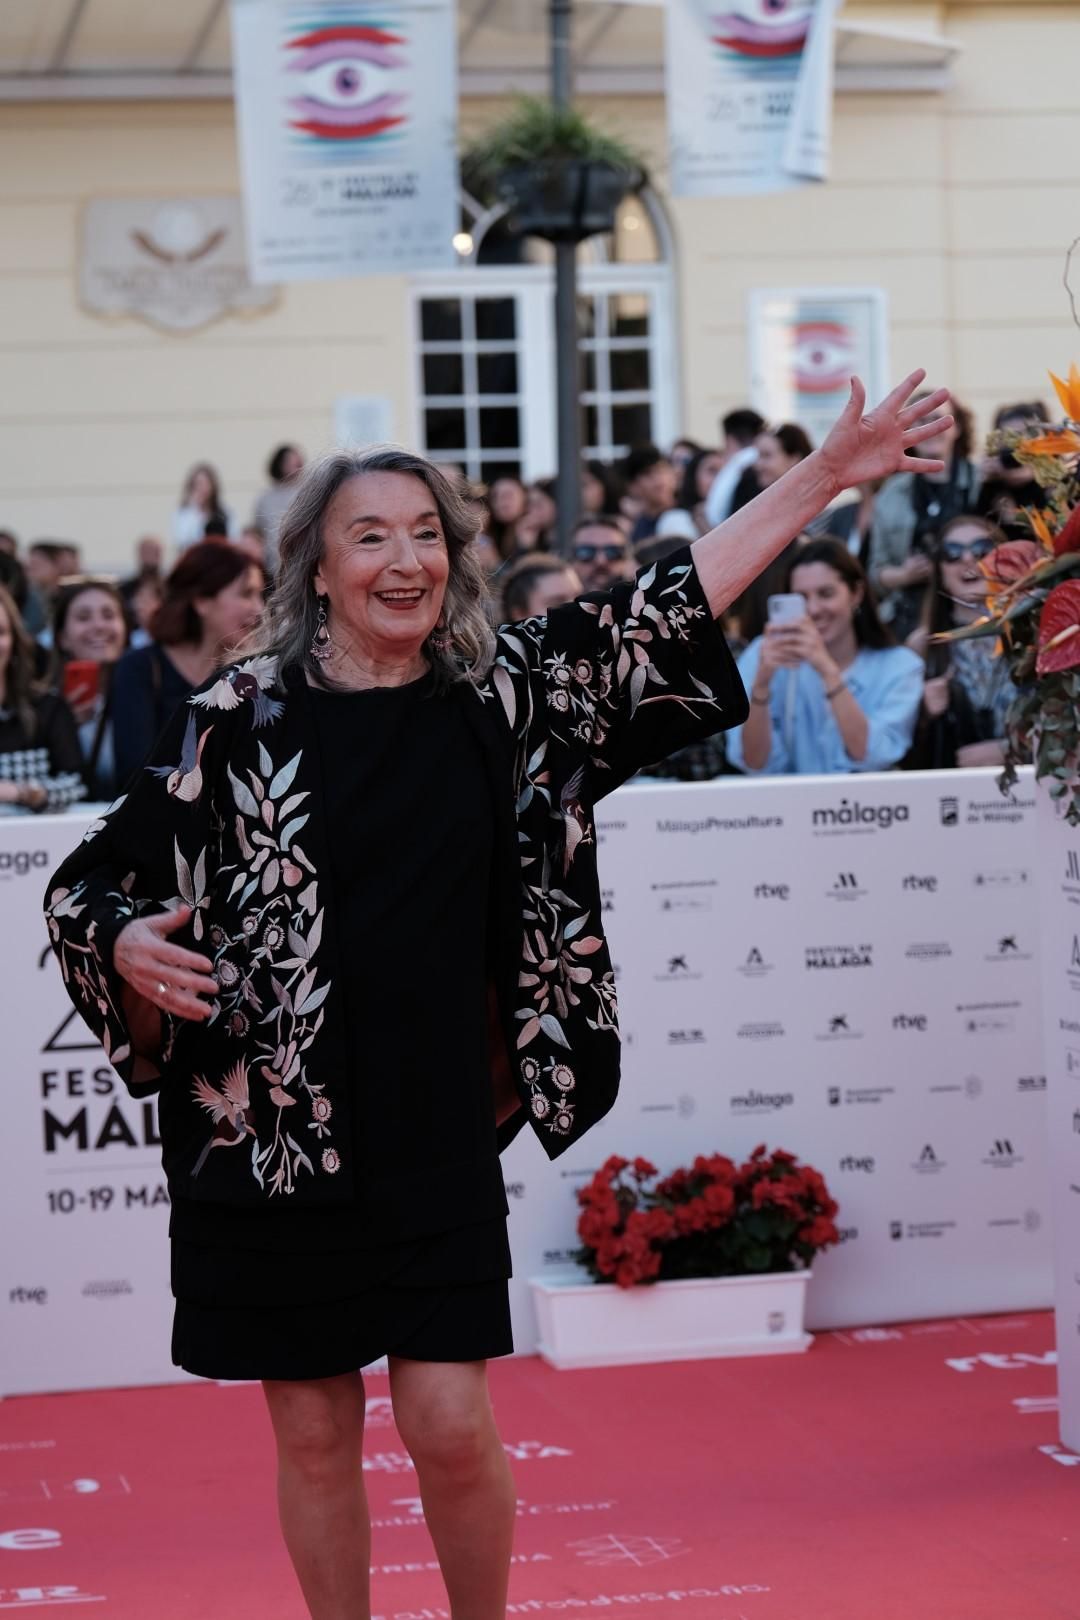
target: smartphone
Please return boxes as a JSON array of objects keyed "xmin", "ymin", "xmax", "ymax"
[
  {"xmin": 63, "ymin": 659, "xmax": 100, "ymax": 710},
  {"xmin": 766, "ymin": 593, "xmax": 805, "ymax": 626}
]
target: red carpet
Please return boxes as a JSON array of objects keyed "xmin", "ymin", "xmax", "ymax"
[{"xmin": 0, "ymin": 1312, "xmax": 1075, "ymax": 1619}]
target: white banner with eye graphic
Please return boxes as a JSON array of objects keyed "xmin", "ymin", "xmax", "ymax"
[
  {"xmin": 230, "ymin": 0, "xmax": 458, "ymax": 283},
  {"xmin": 665, "ymin": 0, "xmax": 840, "ymax": 197},
  {"xmin": 747, "ymin": 285, "xmax": 889, "ymax": 452}
]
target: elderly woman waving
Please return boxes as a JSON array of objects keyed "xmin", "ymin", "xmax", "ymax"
[{"xmin": 45, "ymin": 371, "xmax": 949, "ymax": 1620}]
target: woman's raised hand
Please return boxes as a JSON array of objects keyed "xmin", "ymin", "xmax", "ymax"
[
  {"xmin": 114, "ymin": 905, "xmax": 218, "ymax": 1023},
  {"xmin": 820, "ymin": 370, "xmax": 953, "ymax": 492}
]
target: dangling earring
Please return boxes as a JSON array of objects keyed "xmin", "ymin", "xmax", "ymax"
[
  {"xmin": 310, "ymin": 595, "xmax": 333, "ymax": 662},
  {"xmin": 430, "ymin": 615, "xmax": 452, "ymax": 653}
]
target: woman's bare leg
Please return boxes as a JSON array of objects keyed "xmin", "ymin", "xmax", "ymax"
[
  {"xmin": 263, "ymin": 1371, "xmax": 371, "ymax": 1620},
  {"xmin": 389, "ymin": 1358, "xmax": 516, "ymax": 1620}
]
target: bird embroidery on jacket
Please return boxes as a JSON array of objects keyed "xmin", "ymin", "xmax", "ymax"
[
  {"xmin": 147, "ymin": 712, "xmax": 213, "ymax": 802},
  {"xmin": 191, "ymin": 1060, "xmax": 257, "ymax": 1177},
  {"xmin": 559, "ymin": 764, "xmax": 589, "ymax": 873},
  {"xmin": 190, "ymin": 656, "xmax": 284, "ymax": 727}
]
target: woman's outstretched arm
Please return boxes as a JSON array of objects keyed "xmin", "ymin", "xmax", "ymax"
[{"xmin": 691, "ymin": 370, "xmax": 952, "ymax": 620}]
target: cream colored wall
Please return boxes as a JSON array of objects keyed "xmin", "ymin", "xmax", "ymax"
[
  {"xmin": 1, "ymin": 3, "xmax": 1078, "ymax": 568},
  {"xmin": 0, "ymin": 101, "xmax": 412, "ymax": 570},
  {"xmin": 666, "ymin": 2, "xmax": 1080, "ymax": 447}
]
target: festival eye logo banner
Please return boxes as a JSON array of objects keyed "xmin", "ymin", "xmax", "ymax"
[
  {"xmin": 665, "ymin": 0, "xmax": 840, "ymax": 196},
  {"xmin": 230, "ymin": 0, "xmax": 457, "ymax": 282},
  {"xmin": 747, "ymin": 286, "xmax": 888, "ymax": 449}
]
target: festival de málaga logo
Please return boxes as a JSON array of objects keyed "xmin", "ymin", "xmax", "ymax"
[
  {"xmin": 711, "ymin": 0, "xmax": 814, "ymax": 61},
  {"xmin": 284, "ymin": 11, "xmax": 409, "ymax": 154},
  {"xmin": 790, "ymin": 321, "xmax": 857, "ymax": 396}
]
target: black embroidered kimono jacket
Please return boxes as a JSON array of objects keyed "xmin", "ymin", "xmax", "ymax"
[{"xmin": 44, "ymin": 549, "xmax": 747, "ymax": 1208}]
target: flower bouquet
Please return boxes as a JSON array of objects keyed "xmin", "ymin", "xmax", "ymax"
[
  {"xmin": 936, "ymin": 365, "xmax": 1080, "ymax": 819},
  {"xmin": 575, "ymin": 1146, "xmax": 840, "ymax": 1289}
]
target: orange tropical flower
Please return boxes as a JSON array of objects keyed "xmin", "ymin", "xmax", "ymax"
[
  {"xmin": 1020, "ymin": 430, "xmax": 1080, "ymax": 456},
  {"xmin": 1049, "ymin": 363, "xmax": 1080, "ymax": 423},
  {"xmin": 1027, "ymin": 508, "xmax": 1056, "ymax": 553}
]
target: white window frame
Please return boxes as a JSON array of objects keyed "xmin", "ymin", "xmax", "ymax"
[{"xmin": 408, "ymin": 261, "xmax": 677, "ymax": 481}]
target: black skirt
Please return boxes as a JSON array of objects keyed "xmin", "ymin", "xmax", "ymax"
[{"xmin": 170, "ymin": 1213, "xmax": 514, "ymax": 1382}]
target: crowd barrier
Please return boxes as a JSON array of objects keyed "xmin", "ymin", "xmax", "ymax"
[{"xmin": 0, "ymin": 767, "xmax": 1051, "ymax": 1395}]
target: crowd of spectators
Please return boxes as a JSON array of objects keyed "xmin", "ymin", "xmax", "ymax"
[{"xmin": 0, "ymin": 395, "xmax": 1044, "ymax": 813}]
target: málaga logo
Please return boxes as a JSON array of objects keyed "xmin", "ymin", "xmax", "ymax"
[
  {"xmin": 812, "ymin": 798, "xmax": 910, "ymax": 834},
  {"xmin": 0, "ymin": 848, "xmax": 49, "ymax": 880}
]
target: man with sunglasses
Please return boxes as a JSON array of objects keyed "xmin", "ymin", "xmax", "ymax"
[{"xmin": 570, "ymin": 517, "xmax": 634, "ymax": 592}]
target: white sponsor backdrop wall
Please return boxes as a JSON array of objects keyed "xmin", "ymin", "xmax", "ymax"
[
  {"xmin": 1, "ymin": 768, "xmax": 1052, "ymax": 1396},
  {"xmin": 1035, "ymin": 789, "xmax": 1080, "ymax": 1452}
]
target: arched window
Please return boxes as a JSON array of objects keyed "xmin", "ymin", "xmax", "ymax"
[{"xmin": 409, "ymin": 186, "xmax": 678, "ymax": 485}]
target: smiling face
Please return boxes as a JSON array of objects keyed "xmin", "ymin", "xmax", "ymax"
[
  {"xmin": 789, "ymin": 560, "xmax": 862, "ymax": 653},
  {"xmin": 58, "ymin": 586, "xmax": 127, "ymax": 663},
  {"xmin": 313, "ymin": 471, "xmax": 450, "ymax": 666},
  {"xmin": 938, "ymin": 520, "xmax": 996, "ymax": 608}
]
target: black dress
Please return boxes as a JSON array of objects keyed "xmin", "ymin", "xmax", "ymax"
[{"xmin": 169, "ymin": 671, "xmax": 514, "ymax": 1380}]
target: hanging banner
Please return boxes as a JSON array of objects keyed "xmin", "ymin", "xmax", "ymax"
[
  {"xmin": 665, "ymin": 0, "xmax": 840, "ymax": 196},
  {"xmin": 229, "ymin": 0, "xmax": 458, "ymax": 283},
  {"xmin": 748, "ymin": 285, "xmax": 889, "ymax": 449}
]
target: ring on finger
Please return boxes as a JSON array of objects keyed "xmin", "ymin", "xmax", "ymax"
[{"xmin": 157, "ymin": 980, "xmax": 170, "ymax": 998}]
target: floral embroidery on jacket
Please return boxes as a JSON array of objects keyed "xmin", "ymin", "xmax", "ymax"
[
  {"xmin": 44, "ymin": 550, "xmax": 746, "ymax": 1200},
  {"xmin": 45, "ymin": 657, "xmax": 338, "ymax": 1200},
  {"xmin": 490, "ymin": 556, "xmax": 740, "ymax": 1141}
]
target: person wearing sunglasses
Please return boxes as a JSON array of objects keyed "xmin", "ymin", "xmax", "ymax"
[
  {"xmin": 569, "ymin": 517, "xmax": 633, "ymax": 591},
  {"xmin": 905, "ymin": 513, "xmax": 1019, "ymax": 770}
]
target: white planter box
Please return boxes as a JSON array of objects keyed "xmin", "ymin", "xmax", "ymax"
[{"xmin": 530, "ymin": 1267, "xmax": 813, "ymax": 1368}]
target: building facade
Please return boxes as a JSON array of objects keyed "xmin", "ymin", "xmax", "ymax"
[{"xmin": 0, "ymin": 1, "xmax": 1076, "ymax": 567}]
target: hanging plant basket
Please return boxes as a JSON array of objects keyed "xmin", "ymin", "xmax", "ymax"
[
  {"xmin": 462, "ymin": 96, "xmax": 647, "ymax": 246},
  {"xmin": 497, "ymin": 158, "xmax": 643, "ymax": 244}
]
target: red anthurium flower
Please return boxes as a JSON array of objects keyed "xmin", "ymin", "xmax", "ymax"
[
  {"xmin": 981, "ymin": 540, "xmax": 1043, "ymax": 586},
  {"xmin": 1037, "ymin": 580, "xmax": 1080, "ymax": 674},
  {"xmin": 1053, "ymin": 504, "xmax": 1080, "ymax": 557}
]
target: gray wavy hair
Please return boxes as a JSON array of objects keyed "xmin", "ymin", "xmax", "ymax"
[{"xmin": 243, "ymin": 445, "xmax": 496, "ymax": 686}]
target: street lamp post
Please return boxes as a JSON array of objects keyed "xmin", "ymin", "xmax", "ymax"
[{"xmin": 551, "ymin": 0, "xmax": 580, "ymax": 557}]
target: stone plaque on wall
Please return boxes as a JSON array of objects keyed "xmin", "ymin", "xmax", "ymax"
[{"xmin": 80, "ymin": 197, "xmax": 278, "ymax": 332}]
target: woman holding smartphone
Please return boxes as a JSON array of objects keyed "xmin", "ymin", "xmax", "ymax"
[
  {"xmin": 727, "ymin": 537, "xmax": 923, "ymax": 775},
  {"xmin": 51, "ymin": 577, "xmax": 130, "ymax": 800},
  {"xmin": 0, "ymin": 584, "xmax": 85, "ymax": 812}
]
